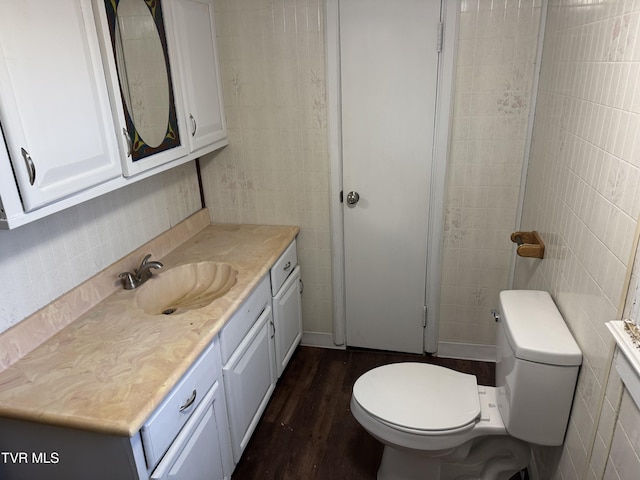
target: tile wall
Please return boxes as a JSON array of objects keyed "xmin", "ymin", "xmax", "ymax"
[
  {"xmin": 439, "ymin": 0, "xmax": 542, "ymax": 346},
  {"xmin": 603, "ymin": 387, "xmax": 640, "ymax": 480},
  {"xmin": 590, "ymin": 217, "xmax": 640, "ymax": 480},
  {"xmin": 514, "ymin": 0, "xmax": 640, "ymax": 478},
  {"xmin": 0, "ymin": 163, "xmax": 201, "ymax": 334},
  {"xmin": 200, "ymin": 0, "xmax": 333, "ymax": 335}
]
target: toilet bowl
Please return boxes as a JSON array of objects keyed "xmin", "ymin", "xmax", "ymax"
[
  {"xmin": 350, "ymin": 290, "xmax": 583, "ymax": 480},
  {"xmin": 351, "ymin": 365, "xmax": 528, "ymax": 480}
]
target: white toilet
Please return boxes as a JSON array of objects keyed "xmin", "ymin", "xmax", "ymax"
[{"xmin": 351, "ymin": 290, "xmax": 582, "ymax": 480}]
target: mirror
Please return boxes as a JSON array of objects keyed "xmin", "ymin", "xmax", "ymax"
[{"xmin": 104, "ymin": 0, "xmax": 181, "ymax": 161}]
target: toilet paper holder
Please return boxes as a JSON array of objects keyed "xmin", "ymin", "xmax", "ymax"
[{"xmin": 510, "ymin": 231, "xmax": 545, "ymax": 259}]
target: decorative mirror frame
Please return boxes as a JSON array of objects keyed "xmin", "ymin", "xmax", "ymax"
[{"xmin": 104, "ymin": 0, "xmax": 181, "ymax": 162}]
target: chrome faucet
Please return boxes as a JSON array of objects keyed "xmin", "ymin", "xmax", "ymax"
[{"xmin": 119, "ymin": 254, "xmax": 163, "ymax": 290}]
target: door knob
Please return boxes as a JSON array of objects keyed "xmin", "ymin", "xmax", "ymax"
[{"xmin": 346, "ymin": 191, "xmax": 360, "ymax": 205}]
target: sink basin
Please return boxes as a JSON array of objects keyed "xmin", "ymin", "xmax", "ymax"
[{"xmin": 136, "ymin": 262, "xmax": 238, "ymax": 315}]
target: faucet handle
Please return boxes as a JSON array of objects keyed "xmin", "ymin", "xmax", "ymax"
[
  {"xmin": 138, "ymin": 254, "xmax": 153, "ymax": 269},
  {"xmin": 137, "ymin": 254, "xmax": 163, "ymax": 271},
  {"xmin": 119, "ymin": 272, "xmax": 137, "ymax": 290}
]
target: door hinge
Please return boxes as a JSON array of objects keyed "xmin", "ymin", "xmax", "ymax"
[
  {"xmin": 340, "ymin": 190, "xmax": 344, "ymax": 203},
  {"xmin": 422, "ymin": 305, "xmax": 427, "ymax": 328},
  {"xmin": 437, "ymin": 21, "xmax": 444, "ymax": 53}
]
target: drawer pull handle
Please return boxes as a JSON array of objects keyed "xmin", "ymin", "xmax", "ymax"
[
  {"xmin": 179, "ymin": 389, "xmax": 197, "ymax": 412},
  {"xmin": 283, "ymin": 261, "xmax": 292, "ymax": 272}
]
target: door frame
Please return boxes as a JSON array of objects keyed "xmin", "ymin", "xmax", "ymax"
[{"xmin": 325, "ymin": 0, "xmax": 459, "ymax": 353}]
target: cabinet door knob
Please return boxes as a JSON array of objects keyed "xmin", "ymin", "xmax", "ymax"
[
  {"xmin": 283, "ymin": 261, "xmax": 292, "ymax": 272},
  {"xmin": 21, "ymin": 148, "xmax": 36, "ymax": 185}
]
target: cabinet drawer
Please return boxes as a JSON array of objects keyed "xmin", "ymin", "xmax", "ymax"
[
  {"xmin": 141, "ymin": 341, "xmax": 218, "ymax": 469},
  {"xmin": 270, "ymin": 239, "xmax": 298, "ymax": 295},
  {"xmin": 219, "ymin": 275, "xmax": 271, "ymax": 364}
]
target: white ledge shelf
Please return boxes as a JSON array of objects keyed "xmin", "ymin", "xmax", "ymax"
[{"xmin": 607, "ymin": 321, "xmax": 640, "ymax": 409}]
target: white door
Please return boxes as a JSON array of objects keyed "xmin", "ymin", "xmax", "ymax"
[
  {"xmin": 0, "ymin": 0, "xmax": 121, "ymax": 211},
  {"xmin": 341, "ymin": 0, "xmax": 441, "ymax": 353}
]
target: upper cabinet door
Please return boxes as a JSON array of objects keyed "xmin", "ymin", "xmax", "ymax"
[
  {"xmin": 100, "ymin": 0, "xmax": 189, "ymax": 177},
  {"xmin": 171, "ymin": 0, "xmax": 227, "ymax": 153},
  {"xmin": 0, "ymin": 0, "xmax": 122, "ymax": 212}
]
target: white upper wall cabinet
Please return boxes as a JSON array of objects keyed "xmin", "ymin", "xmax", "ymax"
[
  {"xmin": 0, "ymin": 0, "xmax": 228, "ymax": 229},
  {"xmin": 171, "ymin": 0, "xmax": 227, "ymax": 152},
  {"xmin": 95, "ymin": 0, "xmax": 227, "ymax": 177},
  {"xmin": 0, "ymin": 0, "xmax": 122, "ymax": 212},
  {"xmin": 97, "ymin": 0, "xmax": 190, "ymax": 176}
]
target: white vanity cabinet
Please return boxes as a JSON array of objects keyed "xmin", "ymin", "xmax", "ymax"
[
  {"xmin": 170, "ymin": 0, "xmax": 227, "ymax": 153},
  {"xmin": 144, "ymin": 337, "xmax": 233, "ymax": 480},
  {"xmin": 0, "ymin": 0, "xmax": 122, "ymax": 213},
  {"xmin": 217, "ymin": 239, "xmax": 302, "ymax": 468},
  {"xmin": 0, "ymin": 338, "xmax": 233, "ymax": 480},
  {"xmin": 141, "ymin": 339, "xmax": 232, "ymax": 478},
  {"xmin": 0, "ymin": 0, "xmax": 229, "ymax": 229},
  {"xmin": 219, "ymin": 276, "xmax": 276, "ymax": 463},
  {"xmin": 271, "ymin": 239, "xmax": 303, "ymax": 379},
  {"xmin": 149, "ymin": 380, "xmax": 230, "ymax": 480}
]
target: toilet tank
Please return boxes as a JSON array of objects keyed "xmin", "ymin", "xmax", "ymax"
[{"xmin": 496, "ymin": 290, "xmax": 582, "ymax": 446}]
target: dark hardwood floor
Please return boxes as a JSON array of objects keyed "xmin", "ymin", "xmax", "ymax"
[{"xmin": 230, "ymin": 346, "xmax": 503, "ymax": 479}]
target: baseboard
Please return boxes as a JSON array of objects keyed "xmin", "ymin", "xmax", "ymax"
[
  {"xmin": 437, "ymin": 341, "xmax": 496, "ymax": 362},
  {"xmin": 301, "ymin": 331, "xmax": 345, "ymax": 350},
  {"xmin": 299, "ymin": 336, "xmax": 496, "ymax": 359}
]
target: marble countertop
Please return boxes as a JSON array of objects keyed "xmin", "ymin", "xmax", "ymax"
[{"xmin": 0, "ymin": 216, "xmax": 298, "ymax": 436}]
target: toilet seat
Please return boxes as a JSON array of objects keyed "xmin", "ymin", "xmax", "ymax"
[{"xmin": 352, "ymin": 363, "xmax": 481, "ymax": 434}]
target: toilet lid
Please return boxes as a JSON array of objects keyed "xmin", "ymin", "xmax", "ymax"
[{"xmin": 352, "ymin": 363, "xmax": 481, "ymax": 432}]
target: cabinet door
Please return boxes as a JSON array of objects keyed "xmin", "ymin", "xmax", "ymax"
[
  {"xmin": 222, "ymin": 306, "xmax": 276, "ymax": 463},
  {"xmin": 150, "ymin": 382, "xmax": 226, "ymax": 480},
  {"xmin": 98, "ymin": 0, "xmax": 189, "ymax": 177},
  {"xmin": 273, "ymin": 266, "xmax": 302, "ymax": 378},
  {"xmin": 171, "ymin": 0, "xmax": 226, "ymax": 152},
  {"xmin": 0, "ymin": 0, "xmax": 121, "ymax": 212}
]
